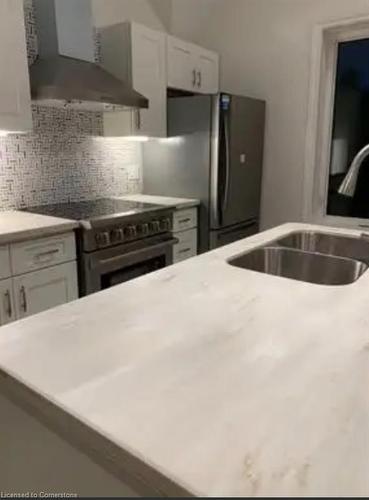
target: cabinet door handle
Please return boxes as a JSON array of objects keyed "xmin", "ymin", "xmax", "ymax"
[
  {"xmin": 179, "ymin": 217, "xmax": 192, "ymax": 224},
  {"xmin": 197, "ymin": 71, "xmax": 201, "ymax": 88},
  {"xmin": 4, "ymin": 290, "xmax": 12, "ymax": 318},
  {"xmin": 192, "ymin": 69, "xmax": 197, "ymax": 87},
  {"xmin": 35, "ymin": 249, "xmax": 59, "ymax": 259},
  {"xmin": 20, "ymin": 286, "xmax": 27, "ymax": 313},
  {"xmin": 179, "ymin": 247, "xmax": 191, "ymax": 254}
]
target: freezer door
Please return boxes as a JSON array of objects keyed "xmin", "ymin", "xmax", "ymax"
[
  {"xmin": 210, "ymin": 94, "xmax": 265, "ymax": 229},
  {"xmin": 209, "ymin": 219, "xmax": 259, "ymax": 250}
]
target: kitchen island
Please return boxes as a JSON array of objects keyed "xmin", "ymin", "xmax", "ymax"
[{"xmin": 1, "ymin": 223, "xmax": 369, "ymax": 497}]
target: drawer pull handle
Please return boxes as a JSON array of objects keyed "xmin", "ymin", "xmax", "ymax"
[
  {"xmin": 179, "ymin": 247, "xmax": 191, "ymax": 254},
  {"xmin": 178, "ymin": 218, "xmax": 191, "ymax": 224},
  {"xmin": 4, "ymin": 290, "xmax": 12, "ymax": 318},
  {"xmin": 35, "ymin": 249, "xmax": 59, "ymax": 259},
  {"xmin": 20, "ymin": 286, "xmax": 27, "ymax": 313}
]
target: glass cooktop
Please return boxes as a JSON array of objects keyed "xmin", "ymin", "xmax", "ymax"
[{"xmin": 24, "ymin": 198, "xmax": 164, "ymax": 221}]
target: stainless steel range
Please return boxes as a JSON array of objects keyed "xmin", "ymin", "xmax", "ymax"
[{"xmin": 25, "ymin": 198, "xmax": 176, "ymax": 296}]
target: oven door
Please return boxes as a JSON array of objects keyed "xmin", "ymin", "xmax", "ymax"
[{"xmin": 80, "ymin": 235, "xmax": 177, "ymax": 295}]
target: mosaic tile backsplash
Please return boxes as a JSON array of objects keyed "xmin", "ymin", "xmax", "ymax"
[{"xmin": 0, "ymin": 0, "xmax": 142, "ymax": 211}]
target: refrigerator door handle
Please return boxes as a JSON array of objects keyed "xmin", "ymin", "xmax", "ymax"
[
  {"xmin": 210, "ymin": 95, "xmax": 221, "ymax": 228},
  {"xmin": 222, "ymin": 112, "xmax": 231, "ymax": 215}
]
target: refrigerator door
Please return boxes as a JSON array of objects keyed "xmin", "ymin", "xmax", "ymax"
[
  {"xmin": 143, "ymin": 95, "xmax": 212, "ymax": 252},
  {"xmin": 209, "ymin": 219, "xmax": 259, "ymax": 250},
  {"xmin": 210, "ymin": 94, "xmax": 265, "ymax": 230}
]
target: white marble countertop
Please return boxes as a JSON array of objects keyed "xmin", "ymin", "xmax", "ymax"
[
  {"xmin": 117, "ymin": 194, "xmax": 200, "ymax": 210},
  {"xmin": 0, "ymin": 211, "xmax": 78, "ymax": 244},
  {"xmin": 1, "ymin": 222, "xmax": 369, "ymax": 496}
]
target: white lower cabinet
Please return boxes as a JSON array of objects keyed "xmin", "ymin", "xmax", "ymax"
[
  {"xmin": 0, "ymin": 232, "xmax": 79, "ymax": 326},
  {"xmin": 171, "ymin": 207, "xmax": 199, "ymax": 264},
  {"xmin": 173, "ymin": 207, "xmax": 198, "ymax": 233},
  {"xmin": 13, "ymin": 262, "xmax": 78, "ymax": 320},
  {"xmin": 173, "ymin": 228, "xmax": 198, "ymax": 264},
  {"xmin": 0, "ymin": 245, "xmax": 11, "ymax": 280},
  {"xmin": 0, "ymin": 278, "xmax": 15, "ymax": 326},
  {"xmin": 11, "ymin": 233, "xmax": 76, "ymax": 276}
]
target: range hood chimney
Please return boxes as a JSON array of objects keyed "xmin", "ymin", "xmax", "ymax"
[{"xmin": 30, "ymin": 0, "xmax": 148, "ymax": 111}]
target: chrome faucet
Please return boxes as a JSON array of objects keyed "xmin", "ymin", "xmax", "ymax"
[{"xmin": 339, "ymin": 144, "xmax": 369, "ymax": 197}]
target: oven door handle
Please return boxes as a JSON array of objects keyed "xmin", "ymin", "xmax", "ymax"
[{"xmin": 96, "ymin": 238, "xmax": 179, "ymax": 268}]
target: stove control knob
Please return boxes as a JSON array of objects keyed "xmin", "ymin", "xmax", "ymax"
[
  {"xmin": 95, "ymin": 231, "xmax": 110, "ymax": 247},
  {"xmin": 125, "ymin": 225, "xmax": 137, "ymax": 238},
  {"xmin": 111, "ymin": 228, "xmax": 124, "ymax": 243},
  {"xmin": 138, "ymin": 223, "xmax": 149, "ymax": 236},
  {"xmin": 150, "ymin": 220, "xmax": 160, "ymax": 233},
  {"xmin": 160, "ymin": 218, "xmax": 171, "ymax": 231}
]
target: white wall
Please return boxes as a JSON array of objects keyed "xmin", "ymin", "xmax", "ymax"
[
  {"xmin": 92, "ymin": 0, "xmax": 172, "ymax": 30},
  {"xmin": 170, "ymin": 0, "xmax": 223, "ymax": 41},
  {"xmin": 170, "ymin": 0, "xmax": 369, "ymax": 228}
]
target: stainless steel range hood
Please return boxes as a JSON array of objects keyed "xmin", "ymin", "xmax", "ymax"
[{"xmin": 30, "ymin": 0, "xmax": 148, "ymax": 112}]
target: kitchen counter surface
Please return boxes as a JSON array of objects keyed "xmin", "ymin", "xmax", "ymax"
[
  {"xmin": 0, "ymin": 222, "xmax": 369, "ymax": 496},
  {"xmin": 0, "ymin": 211, "xmax": 78, "ymax": 244},
  {"xmin": 117, "ymin": 194, "xmax": 200, "ymax": 210}
]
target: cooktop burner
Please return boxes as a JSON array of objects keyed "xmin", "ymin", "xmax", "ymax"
[{"xmin": 24, "ymin": 198, "xmax": 163, "ymax": 221}]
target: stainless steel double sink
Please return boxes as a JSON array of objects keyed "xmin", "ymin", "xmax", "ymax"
[{"xmin": 228, "ymin": 231, "xmax": 369, "ymax": 286}]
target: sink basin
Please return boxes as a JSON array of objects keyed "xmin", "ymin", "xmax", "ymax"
[
  {"xmin": 274, "ymin": 231, "xmax": 369, "ymax": 264},
  {"xmin": 228, "ymin": 246, "xmax": 368, "ymax": 286}
]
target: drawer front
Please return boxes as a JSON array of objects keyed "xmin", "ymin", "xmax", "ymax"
[
  {"xmin": 173, "ymin": 228, "xmax": 198, "ymax": 263},
  {"xmin": 172, "ymin": 208, "xmax": 197, "ymax": 233},
  {"xmin": 0, "ymin": 246, "xmax": 11, "ymax": 280},
  {"xmin": 11, "ymin": 233, "xmax": 76, "ymax": 276}
]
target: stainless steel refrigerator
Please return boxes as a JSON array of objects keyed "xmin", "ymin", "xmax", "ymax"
[{"xmin": 143, "ymin": 93, "xmax": 266, "ymax": 252}]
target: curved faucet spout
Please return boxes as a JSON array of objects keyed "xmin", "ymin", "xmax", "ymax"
[{"xmin": 339, "ymin": 144, "xmax": 369, "ymax": 197}]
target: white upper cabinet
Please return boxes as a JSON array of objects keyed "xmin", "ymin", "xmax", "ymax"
[
  {"xmin": 167, "ymin": 35, "xmax": 219, "ymax": 95},
  {"xmin": 0, "ymin": 0, "xmax": 32, "ymax": 133},
  {"xmin": 101, "ymin": 22, "xmax": 167, "ymax": 138},
  {"xmin": 167, "ymin": 37, "xmax": 197, "ymax": 93},
  {"xmin": 195, "ymin": 46, "xmax": 219, "ymax": 95},
  {"xmin": 130, "ymin": 23, "xmax": 167, "ymax": 137}
]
